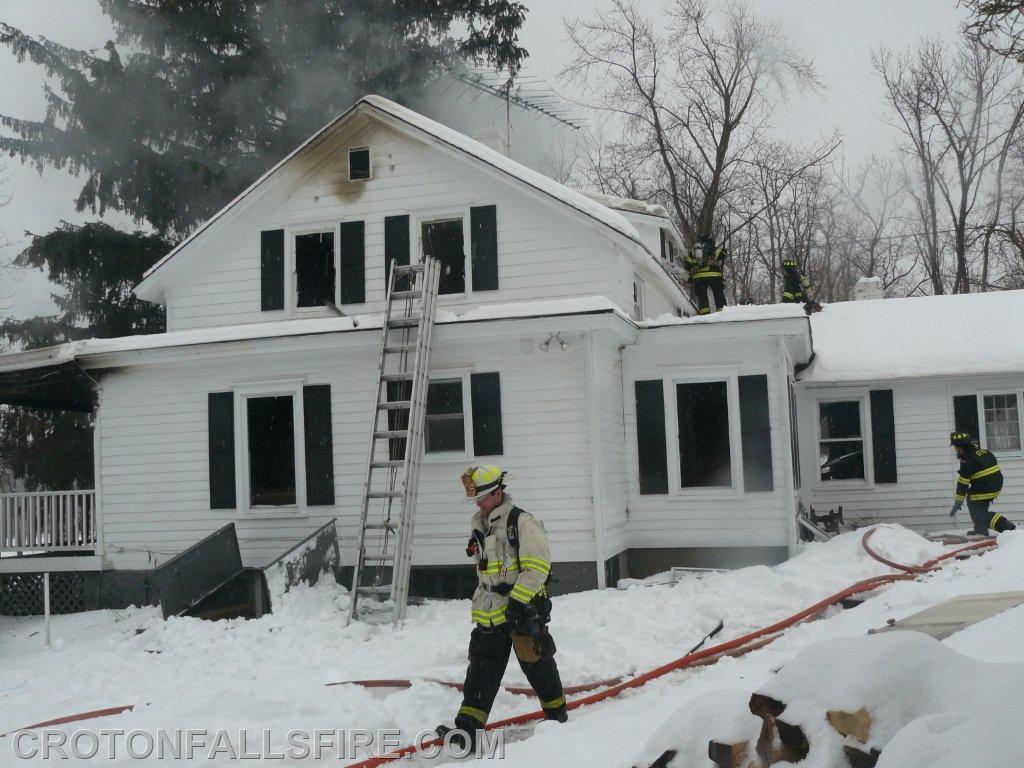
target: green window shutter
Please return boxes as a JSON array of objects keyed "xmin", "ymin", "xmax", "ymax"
[
  {"xmin": 739, "ymin": 375, "xmax": 774, "ymax": 492},
  {"xmin": 870, "ymin": 389, "xmax": 898, "ymax": 484},
  {"xmin": 260, "ymin": 229, "xmax": 285, "ymax": 311},
  {"xmin": 470, "ymin": 205, "xmax": 498, "ymax": 291},
  {"xmin": 470, "ymin": 372, "xmax": 504, "ymax": 456},
  {"xmin": 635, "ymin": 380, "xmax": 669, "ymax": 494},
  {"xmin": 339, "ymin": 220, "xmax": 365, "ymax": 304},
  {"xmin": 303, "ymin": 385, "xmax": 335, "ymax": 505},
  {"xmin": 208, "ymin": 392, "xmax": 236, "ymax": 509}
]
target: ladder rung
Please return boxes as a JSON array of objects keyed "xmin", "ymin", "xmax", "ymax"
[
  {"xmin": 357, "ymin": 585, "xmax": 394, "ymax": 595},
  {"xmin": 371, "ymin": 460, "xmax": 404, "ymax": 469},
  {"xmin": 378, "ymin": 400, "xmax": 411, "ymax": 410},
  {"xmin": 381, "ymin": 372, "xmax": 413, "ymax": 382},
  {"xmin": 363, "ymin": 553, "xmax": 396, "ymax": 562},
  {"xmin": 391, "ymin": 290, "xmax": 423, "ymax": 300},
  {"xmin": 388, "ymin": 317, "xmax": 420, "ymax": 328},
  {"xmin": 368, "ymin": 490, "xmax": 404, "ymax": 499},
  {"xmin": 393, "ymin": 264, "xmax": 425, "ymax": 275},
  {"xmin": 384, "ymin": 344, "xmax": 417, "ymax": 353},
  {"xmin": 364, "ymin": 523, "xmax": 396, "ymax": 531},
  {"xmin": 374, "ymin": 430, "xmax": 408, "ymax": 439}
]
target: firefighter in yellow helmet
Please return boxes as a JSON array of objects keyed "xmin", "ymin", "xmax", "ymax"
[{"xmin": 436, "ymin": 465, "xmax": 567, "ymax": 751}]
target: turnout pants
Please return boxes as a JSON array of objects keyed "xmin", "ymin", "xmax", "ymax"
[
  {"xmin": 694, "ymin": 278, "xmax": 727, "ymax": 315},
  {"xmin": 967, "ymin": 496, "xmax": 1015, "ymax": 536},
  {"xmin": 456, "ymin": 625, "xmax": 566, "ymax": 730}
]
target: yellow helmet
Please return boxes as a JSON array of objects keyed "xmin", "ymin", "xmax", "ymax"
[{"xmin": 461, "ymin": 465, "xmax": 507, "ymax": 499}]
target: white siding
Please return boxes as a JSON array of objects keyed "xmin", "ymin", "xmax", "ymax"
[
  {"xmin": 96, "ymin": 329, "xmax": 598, "ymax": 571},
  {"xmin": 622, "ymin": 331, "xmax": 794, "ymax": 550},
  {"xmin": 161, "ymin": 120, "xmax": 678, "ymax": 331},
  {"xmin": 797, "ymin": 374, "xmax": 1024, "ymax": 531}
]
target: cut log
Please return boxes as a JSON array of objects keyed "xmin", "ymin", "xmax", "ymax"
[
  {"xmin": 748, "ymin": 693, "xmax": 787, "ymax": 718},
  {"xmin": 842, "ymin": 745, "xmax": 881, "ymax": 768},
  {"xmin": 826, "ymin": 708, "xmax": 872, "ymax": 743},
  {"xmin": 639, "ymin": 748, "xmax": 677, "ymax": 768},
  {"xmin": 775, "ymin": 719, "xmax": 809, "ymax": 761},
  {"xmin": 708, "ymin": 740, "xmax": 749, "ymax": 768}
]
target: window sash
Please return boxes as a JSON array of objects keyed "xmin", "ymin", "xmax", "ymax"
[
  {"xmin": 424, "ymin": 377, "xmax": 468, "ymax": 455},
  {"xmin": 982, "ymin": 393, "xmax": 1021, "ymax": 452},
  {"xmin": 816, "ymin": 399, "xmax": 866, "ymax": 482},
  {"xmin": 246, "ymin": 395, "xmax": 297, "ymax": 506},
  {"xmin": 677, "ymin": 380, "xmax": 732, "ymax": 488},
  {"xmin": 294, "ymin": 230, "xmax": 336, "ymax": 309}
]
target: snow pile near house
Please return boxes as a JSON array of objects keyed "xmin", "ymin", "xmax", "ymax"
[
  {"xmin": 804, "ymin": 290, "xmax": 1024, "ymax": 382},
  {"xmin": 578, "ymin": 190, "xmax": 671, "ymax": 219},
  {"xmin": 636, "ymin": 632, "xmax": 1024, "ymax": 768}
]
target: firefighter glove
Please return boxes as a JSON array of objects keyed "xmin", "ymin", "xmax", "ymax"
[{"xmin": 950, "ymin": 500, "xmax": 963, "ymax": 517}]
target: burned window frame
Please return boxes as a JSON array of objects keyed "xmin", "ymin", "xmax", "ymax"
[
  {"xmin": 348, "ymin": 146, "xmax": 371, "ymax": 181},
  {"xmin": 234, "ymin": 380, "xmax": 308, "ymax": 513},
  {"xmin": 417, "ymin": 211, "xmax": 471, "ymax": 297},
  {"xmin": 291, "ymin": 226, "xmax": 338, "ymax": 312},
  {"xmin": 816, "ymin": 397, "xmax": 867, "ymax": 483}
]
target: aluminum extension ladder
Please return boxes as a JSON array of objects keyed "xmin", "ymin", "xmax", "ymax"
[{"xmin": 349, "ymin": 256, "xmax": 441, "ymax": 624}]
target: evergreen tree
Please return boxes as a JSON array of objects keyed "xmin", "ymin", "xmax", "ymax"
[{"xmin": 0, "ymin": 1, "xmax": 528, "ymax": 489}]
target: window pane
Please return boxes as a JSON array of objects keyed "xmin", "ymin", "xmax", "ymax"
[
  {"xmin": 984, "ymin": 394, "xmax": 1021, "ymax": 452},
  {"xmin": 819, "ymin": 401, "xmax": 861, "ymax": 440},
  {"xmin": 423, "ymin": 220, "xmax": 465, "ymax": 294},
  {"xmin": 819, "ymin": 439, "xmax": 864, "ymax": 481},
  {"xmin": 296, "ymin": 232, "xmax": 335, "ymax": 308},
  {"xmin": 426, "ymin": 380, "xmax": 465, "ymax": 453},
  {"xmin": 677, "ymin": 381, "xmax": 731, "ymax": 487},
  {"xmin": 247, "ymin": 396, "xmax": 296, "ymax": 506},
  {"xmin": 349, "ymin": 148, "xmax": 370, "ymax": 180}
]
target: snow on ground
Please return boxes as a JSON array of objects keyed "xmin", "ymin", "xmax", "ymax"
[{"xmin": 2, "ymin": 525, "xmax": 1023, "ymax": 765}]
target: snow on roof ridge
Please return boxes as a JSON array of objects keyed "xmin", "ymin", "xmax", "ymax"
[
  {"xmin": 360, "ymin": 95, "xmax": 643, "ymax": 245},
  {"xmin": 0, "ymin": 296, "xmax": 626, "ymax": 374},
  {"xmin": 577, "ymin": 189, "xmax": 670, "ymax": 218}
]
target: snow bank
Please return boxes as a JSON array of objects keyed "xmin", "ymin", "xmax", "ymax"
[{"xmin": 803, "ymin": 290, "xmax": 1024, "ymax": 382}]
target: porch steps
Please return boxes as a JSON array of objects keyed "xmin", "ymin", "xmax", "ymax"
[{"xmin": 349, "ymin": 257, "xmax": 441, "ymax": 624}]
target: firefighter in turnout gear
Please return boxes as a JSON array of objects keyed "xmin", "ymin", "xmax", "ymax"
[
  {"xmin": 436, "ymin": 465, "xmax": 567, "ymax": 752},
  {"xmin": 688, "ymin": 233, "xmax": 728, "ymax": 315},
  {"xmin": 949, "ymin": 431, "xmax": 1016, "ymax": 535},
  {"xmin": 781, "ymin": 258, "xmax": 821, "ymax": 314}
]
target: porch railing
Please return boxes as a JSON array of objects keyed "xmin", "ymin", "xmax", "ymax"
[{"xmin": 0, "ymin": 491, "xmax": 98, "ymax": 554}]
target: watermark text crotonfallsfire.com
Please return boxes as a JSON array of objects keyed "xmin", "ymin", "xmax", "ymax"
[{"xmin": 11, "ymin": 728, "xmax": 505, "ymax": 761}]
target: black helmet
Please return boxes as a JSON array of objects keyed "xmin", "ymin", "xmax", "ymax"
[
  {"xmin": 697, "ymin": 233, "xmax": 715, "ymax": 249},
  {"xmin": 950, "ymin": 431, "xmax": 974, "ymax": 447}
]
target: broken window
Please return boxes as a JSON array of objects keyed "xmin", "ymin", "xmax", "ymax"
[
  {"xmin": 425, "ymin": 379, "xmax": 465, "ymax": 453},
  {"xmin": 295, "ymin": 231, "xmax": 335, "ymax": 308},
  {"xmin": 422, "ymin": 219, "xmax": 465, "ymax": 294},
  {"xmin": 677, "ymin": 381, "xmax": 732, "ymax": 487},
  {"xmin": 348, "ymin": 147, "xmax": 371, "ymax": 181},
  {"xmin": 247, "ymin": 395, "xmax": 296, "ymax": 506},
  {"xmin": 983, "ymin": 393, "xmax": 1021, "ymax": 452},
  {"xmin": 818, "ymin": 400, "xmax": 864, "ymax": 481}
]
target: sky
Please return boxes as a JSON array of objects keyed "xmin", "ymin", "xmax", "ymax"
[{"xmin": 0, "ymin": 0, "xmax": 969, "ymax": 324}]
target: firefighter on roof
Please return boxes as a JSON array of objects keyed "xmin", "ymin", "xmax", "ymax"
[
  {"xmin": 436, "ymin": 465, "xmax": 567, "ymax": 752},
  {"xmin": 949, "ymin": 431, "xmax": 1016, "ymax": 535},
  {"xmin": 781, "ymin": 258, "xmax": 821, "ymax": 313},
  {"xmin": 687, "ymin": 233, "xmax": 728, "ymax": 315}
]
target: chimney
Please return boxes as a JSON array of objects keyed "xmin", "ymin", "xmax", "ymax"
[
  {"xmin": 853, "ymin": 276, "xmax": 884, "ymax": 301},
  {"xmin": 472, "ymin": 128, "xmax": 509, "ymax": 157}
]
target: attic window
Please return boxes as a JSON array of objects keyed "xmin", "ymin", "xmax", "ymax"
[{"xmin": 348, "ymin": 147, "xmax": 371, "ymax": 181}]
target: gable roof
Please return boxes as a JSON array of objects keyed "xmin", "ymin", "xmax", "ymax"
[
  {"xmin": 135, "ymin": 95, "xmax": 647, "ymax": 298},
  {"xmin": 800, "ymin": 290, "xmax": 1024, "ymax": 383}
]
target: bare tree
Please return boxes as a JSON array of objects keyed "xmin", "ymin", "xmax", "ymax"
[
  {"xmin": 876, "ymin": 37, "xmax": 1023, "ymax": 293},
  {"xmin": 963, "ymin": 0, "xmax": 1024, "ymax": 61},
  {"xmin": 563, "ymin": 0, "xmax": 823, "ymax": 245}
]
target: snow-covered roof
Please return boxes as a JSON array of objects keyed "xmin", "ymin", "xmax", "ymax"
[
  {"xmin": 801, "ymin": 290, "xmax": 1024, "ymax": 383},
  {"xmin": 578, "ymin": 190, "xmax": 671, "ymax": 219},
  {"xmin": 642, "ymin": 303, "xmax": 809, "ymax": 327},
  {"xmin": 0, "ymin": 296, "xmax": 627, "ymax": 374},
  {"xmin": 137, "ymin": 95, "xmax": 645, "ymax": 295}
]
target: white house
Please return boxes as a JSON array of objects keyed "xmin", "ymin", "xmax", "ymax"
[{"xmin": 15, "ymin": 94, "xmax": 1002, "ymax": 611}]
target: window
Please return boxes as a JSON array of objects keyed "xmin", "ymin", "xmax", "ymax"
[
  {"xmin": 422, "ymin": 219, "xmax": 465, "ymax": 294},
  {"xmin": 425, "ymin": 379, "xmax": 465, "ymax": 453},
  {"xmin": 348, "ymin": 147, "xmax": 371, "ymax": 181},
  {"xmin": 632, "ymin": 275, "xmax": 645, "ymax": 320},
  {"xmin": 246, "ymin": 395, "xmax": 296, "ymax": 506},
  {"xmin": 818, "ymin": 401, "xmax": 864, "ymax": 481},
  {"xmin": 677, "ymin": 381, "xmax": 731, "ymax": 487},
  {"xmin": 295, "ymin": 231, "xmax": 335, "ymax": 308},
  {"xmin": 983, "ymin": 394, "xmax": 1021, "ymax": 452}
]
